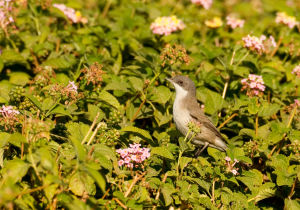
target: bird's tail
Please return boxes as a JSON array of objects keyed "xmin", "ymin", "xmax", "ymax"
[{"xmin": 212, "ymin": 137, "xmax": 227, "ymax": 152}]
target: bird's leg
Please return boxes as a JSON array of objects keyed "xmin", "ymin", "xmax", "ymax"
[{"xmin": 194, "ymin": 142, "xmax": 209, "ymax": 157}]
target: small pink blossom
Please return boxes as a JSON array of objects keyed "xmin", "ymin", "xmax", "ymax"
[
  {"xmin": 241, "ymin": 74, "xmax": 265, "ymax": 97},
  {"xmin": 118, "ymin": 159, "xmax": 124, "ymax": 166},
  {"xmin": 66, "ymin": 81, "xmax": 78, "ymax": 93},
  {"xmin": 0, "ymin": 0, "xmax": 14, "ymax": 32},
  {"xmin": 294, "ymin": 99, "xmax": 300, "ymax": 107},
  {"xmin": 0, "ymin": 105, "xmax": 20, "ymax": 131},
  {"xmin": 225, "ymin": 156, "xmax": 231, "ymax": 162},
  {"xmin": 225, "ymin": 157, "xmax": 240, "ymax": 176},
  {"xmin": 242, "ymin": 35, "xmax": 277, "ymax": 54},
  {"xmin": 53, "ymin": 3, "xmax": 87, "ymax": 24},
  {"xmin": 275, "ymin": 12, "xmax": 298, "ymax": 29},
  {"xmin": 292, "ymin": 65, "xmax": 300, "ymax": 78},
  {"xmin": 226, "ymin": 16, "xmax": 245, "ymax": 29},
  {"xmin": 242, "ymin": 35, "xmax": 265, "ymax": 54},
  {"xmin": 231, "ymin": 169, "xmax": 239, "ymax": 175},
  {"xmin": 116, "ymin": 143, "xmax": 150, "ymax": 168},
  {"xmin": 191, "ymin": 0, "xmax": 212, "ymax": 9},
  {"xmin": 150, "ymin": 16, "xmax": 185, "ymax": 36}
]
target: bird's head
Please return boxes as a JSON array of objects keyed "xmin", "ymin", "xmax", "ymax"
[{"xmin": 167, "ymin": 75, "xmax": 196, "ymax": 97}]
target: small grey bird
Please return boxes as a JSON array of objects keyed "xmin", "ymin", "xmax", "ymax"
[{"xmin": 167, "ymin": 75, "xmax": 227, "ymax": 156}]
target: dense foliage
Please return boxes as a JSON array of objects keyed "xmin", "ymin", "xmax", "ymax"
[{"xmin": 0, "ymin": 0, "xmax": 299, "ymax": 209}]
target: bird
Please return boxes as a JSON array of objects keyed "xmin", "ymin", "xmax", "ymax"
[{"xmin": 167, "ymin": 75, "xmax": 227, "ymax": 156}]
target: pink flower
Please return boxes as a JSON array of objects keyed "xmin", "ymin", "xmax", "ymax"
[
  {"xmin": 242, "ymin": 35, "xmax": 265, "ymax": 54},
  {"xmin": 191, "ymin": 0, "xmax": 212, "ymax": 9},
  {"xmin": 242, "ymin": 35, "xmax": 277, "ymax": 54},
  {"xmin": 150, "ymin": 16, "xmax": 185, "ymax": 36},
  {"xmin": 0, "ymin": 105, "xmax": 20, "ymax": 131},
  {"xmin": 241, "ymin": 74, "xmax": 265, "ymax": 97},
  {"xmin": 116, "ymin": 143, "xmax": 150, "ymax": 168},
  {"xmin": 0, "ymin": 0, "xmax": 14, "ymax": 31},
  {"xmin": 225, "ymin": 156, "xmax": 231, "ymax": 162},
  {"xmin": 53, "ymin": 3, "xmax": 87, "ymax": 24},
  {"xmin": 275, "ymin": 12, "xmax": 298, "ymax": 29},
  {"xmin": 118, "ymin": 159, "xmax": 124, "ymax": 166},
  {"xmin": 231, "ymin": 169, "xmax": 239, "ymax": 175},
  {"xmin": 226, "ymin": 16, "xmax": 245, "ymax": 29},
  {"xmin": 66, "ymin": 81, "xmax": 78, "ymax": 93},
  {"xmin": 294, "ymin": 99, "xmax": 300, "ymax": 107},
  {"xmin": 292, "ymin": 65, "xmax": 300, "ymax": 78}
]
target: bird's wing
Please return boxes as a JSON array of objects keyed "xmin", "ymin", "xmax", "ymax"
[{"xmin": 187, "ymin": 104, "xmax": 225, "ymax": 140}]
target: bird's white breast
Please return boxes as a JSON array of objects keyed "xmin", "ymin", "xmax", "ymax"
[{"xmin": 172, "ymin": 83, "xmax": 191, "ymax": 135}]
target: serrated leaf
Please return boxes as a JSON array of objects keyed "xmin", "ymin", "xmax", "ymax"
[
  {"xmin": 121, "ymin": 126, "xmax": 153, "ymax": 140},
  {"xmin": 69, "ymin": 171, "xmax": 96, "ymax": 196},
  {"xmin": 151, "ymin": 147, "xmax": 174, "ymax": 160},
  {"xmin": 9, "ymin": 72, "xmax": 30, "ymax": 86},
  {"xmin": 98, "ymin": 90, "xmax": 120, "ymax": 109},
  {"xmin": 149, "ymin": 86, "xmax": 172, "ymax": 104},
  {"xmin": 285, "ymin": 199, "xmax": 300, "ymax": 210},
  {"xmin": 2, "ymin": 159, "xmax": 29, "ymax": 184},
  {"xmin": 161, "ymin": 183, "xmax": 175, "ymax": 206}
]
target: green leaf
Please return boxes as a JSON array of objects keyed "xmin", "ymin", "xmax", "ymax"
[
  {"xmin": 149, "ymin": 86, "xmax": 172, "ymax": 104},
  {"xmin": 236, "ymin": 169, "xmax": 263, "ymax": 192},
  {"xmin": 9, "ymin": 72, "xmax": 30, "ymax": 86},
  {"xmin": 66, "ymin": 122, "xmax": 89, "ymax": 161},
  {"xmin": 25, "ymin": 94, "xmax": 43, "ymax": 112},
  {"xmin": 2, "ymin": 159, "xmax": 29, "ymax": 183},
  {"xmin": 69, "ymin": 171, "xmax": 96, "ymax": 196},
  {"xmin": 151, "ymin": 147, "xmax": 174, "ymax": 160},
  {"xmin": 42, "ymin": 55, "xmax": 76, "ymax": 69},
  {"xmin": 285, "ymin": 199, "xmax": 300, "ymax": 210},
  {"xmin": 258, "ymin": 102, "xmax": 280, "ymax": 117},
  {"xmin": 8, "ymin": 132, "xmax": 26, "ymax": 148},
  {"xmin": 161, "ymin": 183, "xmax": 176, "ymax": 206},
  {"xmin": 0, "ymin": 49, "xmax": 28, "ymax": 68},
  {"xmin": 179, "ymin": 157, "xmax": 192, "ymax": 171},
  {"xmin": 85, "ymin": 104, "xmax": 105, "ymax": 122},
  {"xmin": 98, "ymin": 90, "xmax": 120, "ymax": 109},
  {"xmin": 248, "ymin": 98, "xmax": 259, "ymax": 114},
  {"xmin": 121, "ymin": 126, "xmax": 153, "ymax": 141},
  {"xmin": 84, "ymin": 166, "xmax": 106, "ymax": 193}
]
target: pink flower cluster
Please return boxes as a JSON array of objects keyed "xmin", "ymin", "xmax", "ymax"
[
  {"xmin": 242, "ymin": 35, "xmax": 265, "ymax": 54},
  {"xmin": 0, "ymin": 105, "xmax": 20, "ymax": 131},
  {"xmin": 241, "ymin": 74, "xmax": 265, "ymax": 97},
  {"xmin": 66, "ymin": 81, "xmax": 78, "ymax": 93},
  {"xmin": 150, "ymin": 16, "xmax": 185, "ymax": 36},
  {"xmin": 275, "ymin": 12, "xmax": 298, "ymax": 29},
  {"xmin": 226, "ymin": 16, "xmax": 245, "ymax": 29},
  {"xmin": 116, "ymin": 143, "xmax": 150, "ymax": 168},
  {"xmin": 242, "ymin": 35, "xmax": 276, "ymax": 54},
  {"xmin": 292, "ymin": 65, "xmax": 300, "ymax": 78},
  {"xmin": 225, "ymin": 156, "xmax": 239, "ymax": 176},
  {"xmin": 0, "ymin": 0, "xmax": 14, "ymax": 32},
  {"xmin": 53, "ymin": 3, "xmax": 87, "ymax": 24},
  {"xmin": 191, "ymin": 0, "xmax": 212, "ymax": 9}
]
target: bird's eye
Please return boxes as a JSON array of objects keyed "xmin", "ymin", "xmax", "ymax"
[{"xmin": 178, "ymin": 80, "xmax": 183, "ymax": 86}]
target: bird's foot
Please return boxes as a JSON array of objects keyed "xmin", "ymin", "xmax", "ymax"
[{"xmin": 194, "ymin": 142, "xmax": 209, "ymax": 157}]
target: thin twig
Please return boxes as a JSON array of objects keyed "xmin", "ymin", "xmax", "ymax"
[
  {"xmin": 130, "ymin": 98, "xmax": 146, "ymax": 122},
  {"xmin": 112, "ymin": 198, "xmax": 127, "ymax": 209},
  {"xmin": 218, "ymin": 113, "xmax": 238, "ymax": 129},
  {"xmin": 102, "ymin": 0, "xmax": 112, "ymax": 18},
  {"xmin": 255, "ymin": 114, "xmax": 258, "ymax": 137},
  {"xmin": 124, "ymin": 172, "xmax": 146, "ymax": 198},
  {"xmin": 81, "ymin": 112, "xmax": 100, "ymax": 144},
  {"xmin": 270, "ymin": 37, "xmax": 282, "ymax": 57},
  {"xmin": 87, "ymin": 121, "xmax": 103, "ymax": 145},
  {"xmin": 152, "ymin": 173, "xmax": 168, "ymax": 210},
  {"xmin": 288, "ymin": 179, "xmax": 297, "ymax": 199},
  {"xmin": 211, "ymin": 179, "xmax": 215, "ymax": 205}
]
